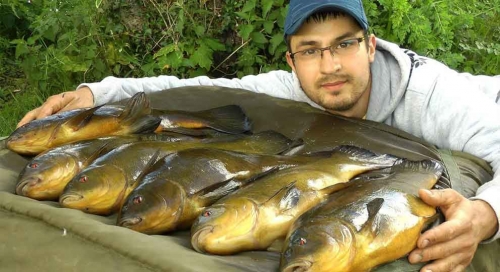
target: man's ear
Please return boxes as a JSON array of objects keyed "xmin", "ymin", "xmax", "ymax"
[
  {"xmin": 368, "ymin": 34, "xmax": 377, "ymax": 63},
  {"xmin": 286, "ymin": 52, "xmax": 296, "ymax": 72}
]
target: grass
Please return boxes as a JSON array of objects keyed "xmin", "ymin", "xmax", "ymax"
[{"xmin": 0, "ymin": 85, "xmax": 51, "ymax": 136}]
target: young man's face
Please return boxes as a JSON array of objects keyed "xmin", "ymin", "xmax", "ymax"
[{"xmin": 286, "ymin": 15, "xmax": 376, "ymax": 117}]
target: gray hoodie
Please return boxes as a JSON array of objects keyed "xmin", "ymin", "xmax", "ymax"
[{"xmin": 81, "ymin": 38, "xmax": 500, "ymax": 241}]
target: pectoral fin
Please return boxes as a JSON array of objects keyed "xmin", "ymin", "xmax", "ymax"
[
  {"xmin": 82, "ymin": 141, "xmax": 112, "ymax": 166},
  {"xmin": 131, "ymin": 149, "xmax": 163, "ymax": 188},
  {"xmin": 359, "ymin": 198, "xmax": 384, "ymax": 238},
  {"xmin": 263, "ymin": 181, "xmax": 301, "ymax": 214},
  {"xmin": 192, "ymin": 178, "xmax": 243, "ymax": 206},
  {"xmin": 242, "ymin": 166, "xmax": 280, "ymax": 185},
  {"xmin": 62, "ymin": 105, "xmax": 103, "ymax": 131}
]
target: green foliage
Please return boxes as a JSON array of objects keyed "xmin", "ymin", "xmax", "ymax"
[
  {"xmin": 364, "ymin": 0, "xmax": 500, "ymax": 74},
  {"xmin": 0, "ymin": 0, "xmax": 499, "ymax": 135}
]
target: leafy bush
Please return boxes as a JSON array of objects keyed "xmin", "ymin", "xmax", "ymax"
[{"xmin": 6, "ymin": 0, "xmax": 500, "ymax": 88}]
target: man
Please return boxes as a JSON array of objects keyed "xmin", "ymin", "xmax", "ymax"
[{"xmin": 17, "ymin": 0, "xmax": 500, "ymax": 271}]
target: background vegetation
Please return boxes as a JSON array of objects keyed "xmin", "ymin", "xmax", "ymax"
[{"xmin": 1, "ymin": 0, "xmax": 499, "ymax": 135}]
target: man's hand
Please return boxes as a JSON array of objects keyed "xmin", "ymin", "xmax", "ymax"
[
  {"xmin": 17, "ymin": 87, "xmax": 94, "ymax": 128},
  {"xmin": 408, "ymin": 188, "xmax": 498, "ymax": 272}
]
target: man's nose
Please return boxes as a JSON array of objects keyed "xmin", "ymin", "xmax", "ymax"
[{"xmin": 319, "ymin": 50, "xmax": 341, "ymax": 74}]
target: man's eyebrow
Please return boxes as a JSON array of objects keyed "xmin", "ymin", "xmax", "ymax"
[
  {"xmin": 295, "ymin": 31, "xmax": 362, "ymax": 48},
  {"xmin": 334, "ymin": 31, "xmax": 360, "ymax": 41},
  {"xmin": 296, "ymin": 40, "xmax": 320, "ymax": 47}
]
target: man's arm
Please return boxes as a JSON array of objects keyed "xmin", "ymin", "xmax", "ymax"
[
  {"xmin": 18, "ymin": 70, "xmax": 310, "ymax": 127},
  {"xmin": 79, "ymin": 70, "xmax": 302, "ymax": 106},
  {"xmin": 408, "ymin": 71, "xmax": 500, "ymax": 271}
]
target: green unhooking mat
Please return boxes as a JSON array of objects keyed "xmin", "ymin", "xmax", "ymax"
[{"xmin": 0, "ymin": 86, "xmax": 498, "ymax": 272}]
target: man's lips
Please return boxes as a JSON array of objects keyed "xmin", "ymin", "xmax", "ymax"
[{"xmin": 321, "ymin": 81, "xmax": 346, "ymax": 92}]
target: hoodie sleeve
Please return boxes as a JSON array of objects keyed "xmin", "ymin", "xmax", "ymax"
[
  {"xmin": 419, "ymin": 70, "xmax": 500, "ymax": 242},
  {"xmin": 77, "ymin": 71, "xmax": 301, "ymax": 106}
]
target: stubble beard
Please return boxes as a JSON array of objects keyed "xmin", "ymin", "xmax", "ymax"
[
  {"xmin": 299, "ymin": 66, "xmax": 371, "ymax": 112},
  {"xmin": 300, "ymin": 76, "xmax": 367, "ymax": 113}
]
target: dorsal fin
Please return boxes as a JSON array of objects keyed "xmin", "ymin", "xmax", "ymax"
[{"xmin": 119, "ymin": 92, "xmax": 150, "ymax": 122}]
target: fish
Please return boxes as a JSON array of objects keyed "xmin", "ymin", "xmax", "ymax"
[
  {"xmin": 280, "ymin": 159, "xmax": 443, "ymax": 272},
  {"xmin": 152, "ymin": 104, "xmax": 252, "ymax": 136},
  {"xmin": 190, "ymin": 145, "xmax": 399, "ymax": 255},
  {"xmin": 117, "ymin": 148, "xmax": 335, "ymax": 234},
  {"xmin": 59, "ymin": 131, "xmax": 303, "ymax": 215},
  {"xmin": 15, "ymin": 133, "xmax": 196, "ymax": 201},
  {"xmin": 6, "ymin": 92, "xmax": 161, "ymax": 155}
]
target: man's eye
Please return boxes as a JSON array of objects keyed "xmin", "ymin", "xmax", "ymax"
[
  {"xmin": 301, "ymin": 49, "xmax": 318, "ymax": 56},
  {"xmin": 337, "ymin": 40, "xmax": 356, "ymax": 49}
]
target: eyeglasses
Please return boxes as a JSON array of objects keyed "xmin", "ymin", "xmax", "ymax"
[{"xmin": 290, "ymin": 37, "xmax": 365, "ymax": 62}]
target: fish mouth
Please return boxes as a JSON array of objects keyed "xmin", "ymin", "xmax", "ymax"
[
  {"xmin": 59, "ymin": 193, "xmax": 84, "ymax": 204},
  {"xmin": 191, "ymin": 225, "xmax": 214, "ymax": 253},
  {"xmin": 118, "ymin": 217, "xmax": 143, "ymax": 228},
  {"xmin": 283, "ymin": 260, "xmax": 313, "ymax": 272},
  {"xmin": 16, "ymin": 177, "xmax": 41, "ymax": 196}
]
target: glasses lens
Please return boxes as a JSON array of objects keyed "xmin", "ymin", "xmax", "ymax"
[
  {"xmin": 336, "ymin": 39, "xmax": 361, "ymax": 56},
  {"xmin": 293, "ymin": 38, "xmax": 363, "ymax": 62}
]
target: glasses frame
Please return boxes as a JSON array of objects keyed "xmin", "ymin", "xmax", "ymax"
[{"xmin": 289, "ymin": 37, "xmax": 366, "ymax": 61}]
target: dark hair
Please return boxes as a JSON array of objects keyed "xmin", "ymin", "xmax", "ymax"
[{"xmin": 286, "ymin": 10, "xmax": 369, "ymax": 53}]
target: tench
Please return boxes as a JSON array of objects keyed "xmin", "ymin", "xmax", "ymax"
[
  {"xmin": 15, "ymin": 133, "xmax": 196, "ymax": 201},
  {"xmin": 59, "ymin": 131, "xmax": 303, "ymax": 215},
  {"xmin": 117, "ymin": 148, "xmax": 334, "ymax": 234},
  {"xmin": 152, "ymin": 104, "xmax": 252, "ymax": 135},
  {"xmin": 6, "ymin": 92, "xmax": 160, "ymax": 155},
  {"xmin": 280, "ymin": 159, "xmax": 443, "ymax": 272},
  {"xmin": 190, "ymin": 145, "xmax": 399, "ymax": 255}
]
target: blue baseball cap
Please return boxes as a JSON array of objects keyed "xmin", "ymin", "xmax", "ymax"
[{"xmin": 284, "ymin": 0, "xmax": 369, "ymax": 38}]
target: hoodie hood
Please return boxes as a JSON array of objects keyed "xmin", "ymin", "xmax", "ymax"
[{"xmin": 367, "ymin": 38, "xmax": 413, "ymax": 122}]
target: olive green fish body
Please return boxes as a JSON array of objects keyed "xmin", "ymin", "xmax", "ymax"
[
  {"xmin": 7, "ymin": 92, "xmax": 160, "ymax": 155},
  {"xmin": 280, "ymin": 159, "xmax": 443, "ymax": 272},
  {"xmin": 190, "ymin": 145, "xmax": 399, "ymax": 255},
  {"xmin": 61, "ymin": 131, "xmax": 300, "ymax": 215},
  {"xmin": 7, "ymin": 109, "xmax": 87, "ymax": 155},
  {"xmin": 118, "ymin": 148, "xmax": 330, "ymax": 234},
  {"xmin": 60, "ymin": 143, "xmax": 166, "ymax": 215}
]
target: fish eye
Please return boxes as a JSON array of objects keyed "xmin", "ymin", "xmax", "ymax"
[
  {"xmin": 202, "ymin": 210, "xmax": 212, "ymax": 217},
  {"xmin": 29, "ymin": 162, "xmax": 39, "ymax": 169},
  {"xmin": 299, "ymin": 237, "xmax": 307, "ymax": 246},
  {"xmin": 133, "ymin": 196, "xmax": 143, "ymax": 204},
  {"xmin": 79, "ymin": 175, "xmax": 88, "ymax": 183}
]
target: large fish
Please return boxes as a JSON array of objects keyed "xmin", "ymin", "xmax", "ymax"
[
  {"xmin": 15, "ymin": 133, "xmax": 196, "ymax": 201},
  {"xmin": 190, "ymin": 145, "xmax": 399, "ymax": 255},
  {"xmin": 152, "ymin": 104, "xmax": 252, "ymax": 136},
  {"xmin": 117, "ymin": 148, "xmax": 334, "ymax": 234},
  {"xmin": 6, "ymin": 92, "xmax": 160, "ymax": 155},
  {"xmin": 59, "ymin": 131, "xmax": 302, "ymax": 215},
  {"xmin": 280, "ymin": 159, "xmax": 443, "ymax": 272}
]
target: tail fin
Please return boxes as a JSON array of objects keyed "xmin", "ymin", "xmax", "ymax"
[{"xmin": 201, "ymin": 105, "xmax": 252, "ymax": 134}]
